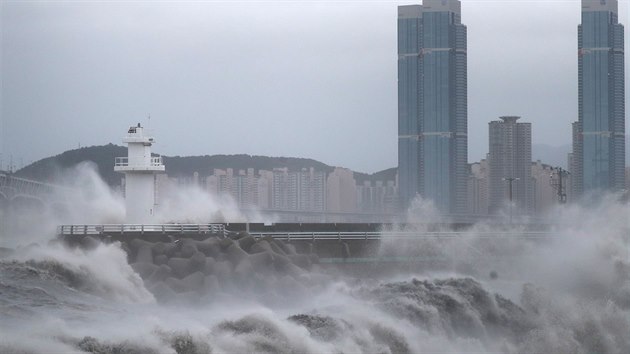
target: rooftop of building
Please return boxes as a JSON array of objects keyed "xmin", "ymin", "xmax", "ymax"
[{"xmin": 582, "ymin": 0, "xmax": 617, "ymax": 13}]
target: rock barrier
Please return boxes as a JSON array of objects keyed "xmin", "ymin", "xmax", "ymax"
[{"xmin": 95, "ymin": 232, "xmax": 325, "ymax": 303}]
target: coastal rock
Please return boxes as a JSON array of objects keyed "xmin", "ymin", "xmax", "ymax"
[
  {"xmin": 131, "ymin": 262, "xmax": 158, "ymax": 279},
  {"xmin": 181, "ymin": 271, "xmax": 205, "ymax": 292},
  {"xmin": 167, "ymin": 257, "xmax": 192, "ymax": 279},
  {"xmin": 226, "ymin": 243, "xmax": 248, "ymax": 265},
  {"xmin": 189, "ymin": 252, "xmax": 207, "ymax": 272},
  {"xmin": 146, "ymin": 264, "xmax": 172, "ymax": 284},
  {"xmin": 149, "ymin": 281, "xmax": 176, "ymax": 302},
  {"xmin": 135, "ymin": 244, "xmax": 153, "ymax": 264}
]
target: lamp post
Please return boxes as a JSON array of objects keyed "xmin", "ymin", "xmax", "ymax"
[
  {"xmin": 502, "ymin": 177, "xmax": 519, "ymax": 225},
  {"xmin": 550, "ymin": 167, "xmax": 569, "ymax": 204}
]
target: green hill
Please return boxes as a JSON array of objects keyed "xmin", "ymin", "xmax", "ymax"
[
  {"xmin": 15, "ymin": 144, "xmax": 397, "ymax": 186},
  {"xmin": 15, "ymin": 144, "xmax": 126, "ymax": 186}
]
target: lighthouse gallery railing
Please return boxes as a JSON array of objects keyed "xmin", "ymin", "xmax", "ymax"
[{"xmin": 114, "ymin": 156, "xmax": 163, "ymax": 168}]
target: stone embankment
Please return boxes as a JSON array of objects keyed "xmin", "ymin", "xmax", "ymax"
[{"xmin": 76, "ymin": 232, "xmax": 327, "ymax": 303}]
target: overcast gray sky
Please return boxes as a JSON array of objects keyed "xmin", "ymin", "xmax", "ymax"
[{"xmin": 1, "ymin": 0, "xmax": 629, "ymax": 173}]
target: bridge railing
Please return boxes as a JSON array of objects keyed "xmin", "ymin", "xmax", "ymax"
[
  {"xmin": 249, "ymin": 231, "xmax": 552, "ymax": 241},
  {"xmin": 58, "ymin": 223, "xmax": 226, "ymax": 236}
]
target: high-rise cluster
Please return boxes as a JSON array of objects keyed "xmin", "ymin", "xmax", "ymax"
[{"xmin": 399, "ymin": 0, "xmax": 626, "ymax": 216}]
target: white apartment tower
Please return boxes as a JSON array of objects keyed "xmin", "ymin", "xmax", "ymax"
[{"xmin": 488, "ymin": 116, "xmax": 533, "ymax": 214}]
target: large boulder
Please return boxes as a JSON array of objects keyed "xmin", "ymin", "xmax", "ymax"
[
  {"xmin": 273, "ymin": 253, "xmax": 293, "ymax": 272},
  {"xmin": 248, "ymin": 251, "xmax": 275, "ymax": 272},
  {"xmin": 234, "ymin": 258, "xmax": 254, "ymax": 277},
  {"xmin": 203, "ymin": 257, "xmax": 217, "ymax": 276},
  {"xmin": 149, "ymin": 281, "xmax": 176, "ymax": 302},
  {"xmin": 154, "ymin": 254, "xmax": 169, "ymax": 266},
  {"xmin": 189, "ymin": 252, "xmax": 207, "ymax": 273},
  {"xmin": 181, "ymin": 271, "xmax": 205, "ymax": 292},
  {"xmin": 233, "ymin": 258, "xmax": 254, "ymax": 290},
  {"xmin": 269, "ymin": 241, "xmax": 287, "ymax": 256},
  {"xmin": 280, "ymin": 242, "xmax": 297, "ymax": 256},
  {"xmin": 165, "ymin": 277, "xmax": 188, "ymax": 293},
  {"xmin": 237, "ymin": 235, "xmax": 257, "ymax": 253},
  {"xmin": 250, "ymin": 240, "xmax": 273, "ymax": 254},
  {"xmin": 180, "ymin": 240, "xmax": 198, "ymax": 258},
  {"xmin": 131, "ymin": 262, "xmax": 158, "ymax": 279},
  {"xmin": 289, "ymin": 254, "xmax": 312, "ymax": 270},
  {"xmin": 225, "ymin": 243, "xmax": 249, "ymax": 265},
  {"xmin": 213, "ymin": 261, "xmax": 233, "ymax": 281},
  {"xmin": 152, "ymin": 242, "xmax": 178, "ymax": 257},
  {"xmin": 130, "ymin": 239, "xmax": 153, "ymax": 253},
  {"xmin": 135, "ymin": 244, "xmax": 154, "ymax": 264},
  {"xmin": 196, "ymin": 238, "xmax": 222, "ymax": 257},
  {"xmin": 218, "ymin": 238, "xmax": 235, "ymax": 251},
  {"xmin": 167, "ymin": 257, "xmax": 191, "ymax": 279},
  {"xmin": 79, "ymin": 236, "xmax": 100, "ymax": 250},
  {"xmin": 284, "ymin": 262, "xmax": 307, "ymax": 279},
  {"xmin": 146, "ymin": 264, "xmax": 172, "ymax": 284}
]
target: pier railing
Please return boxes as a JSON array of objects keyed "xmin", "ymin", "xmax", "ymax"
[
  {"xmin": 248, "ymin": 231, "xmax": 552, "ymax": 241},
  {"xmin": 58, "ymin": 223, "xmax": 226, "ymax": 236},
  {"xmin": 57, "ymin": 224, "xmax": 550, "ymax": 241}
]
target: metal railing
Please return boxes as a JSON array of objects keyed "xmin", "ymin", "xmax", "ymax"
[
  {"xmin": 114, "ymin": 156, "xmax": 163, "ymax": 168},
  {"xmin": 248, "ymin": 231, "xmax": 552, "ymax": 241},
  {"xmin": 58, "ymin": 223, "xmax": 226, "ymax": 236},
  {"xmin": 57, "ymin": 225, "xmax": 551, "ymax": 241}
]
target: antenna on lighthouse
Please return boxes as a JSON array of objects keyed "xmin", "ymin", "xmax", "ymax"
[{"xmin": 145, "ymin": 114, "xmax": 154, "ymax": 137}]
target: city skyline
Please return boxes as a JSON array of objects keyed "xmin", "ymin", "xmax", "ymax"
[{"xmin": 1, "ymin": 0, "xmax": 629, "ymax": 173}]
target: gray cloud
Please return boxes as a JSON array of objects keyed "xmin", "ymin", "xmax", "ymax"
[{"xmin": 1, "ymin": 0, "xmax": 628, "ymax": 173}]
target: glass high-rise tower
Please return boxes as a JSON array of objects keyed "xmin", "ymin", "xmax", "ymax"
[
  {"xmin": 573, "ymin": 0, "xmax": 625, "ymax": 195},
  {"xmin": 398, "ymin": 0, "xmax": 468, "ymax": 214}
]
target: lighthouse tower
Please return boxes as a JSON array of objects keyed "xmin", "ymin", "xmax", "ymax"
[{"xmin": 114, "ymin": 123, "xmax": 165, "ymax": 223}]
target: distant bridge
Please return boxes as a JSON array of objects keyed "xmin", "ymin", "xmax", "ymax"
[
  {"xmin": 0, "ymin": 171, "xmax": 69, "ymax": 202},
  {"xmin": 0, "ymin": 171, "xmax": 71, "ymax": 231}
]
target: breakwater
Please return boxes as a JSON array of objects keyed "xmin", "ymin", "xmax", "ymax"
[{"xmin": 59, "ymin": 229, "xmax": 336, "ymax": 304}]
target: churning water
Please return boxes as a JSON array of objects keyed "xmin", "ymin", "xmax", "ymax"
[{"xmin": 1, "ymin": 167, "xmax": 628, "ymax": 353}]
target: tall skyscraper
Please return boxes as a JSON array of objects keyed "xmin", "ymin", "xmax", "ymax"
[
  {"xmin": 397, "ymin": 0, "xmax": 468, "ymax": 214},
  {"xmin": 488, "ymin": 116, "xmax": 532, "ymax": 214},
  {"xmin": 573, "ymin": 0, "xmax": 625, "ymax": 195}
]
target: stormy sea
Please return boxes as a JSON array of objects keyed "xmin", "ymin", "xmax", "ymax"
[{"xmin": 1, "ymin": 167, "xmax": 629, "ymax": 353}]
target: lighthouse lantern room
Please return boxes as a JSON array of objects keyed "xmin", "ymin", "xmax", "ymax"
[{"xmin": 114, "ymin": 123, "xmax": 165, "ymax": 223}]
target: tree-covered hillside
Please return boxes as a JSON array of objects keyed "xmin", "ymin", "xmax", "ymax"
[{"xmin": 15, "ymin": 144, "xmax": 397, "ymax": 186}]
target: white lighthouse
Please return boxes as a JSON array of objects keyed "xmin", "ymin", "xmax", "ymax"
[{"xmin": 114, "ymin": 123, "xmax": 165, "ymax": 223}]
